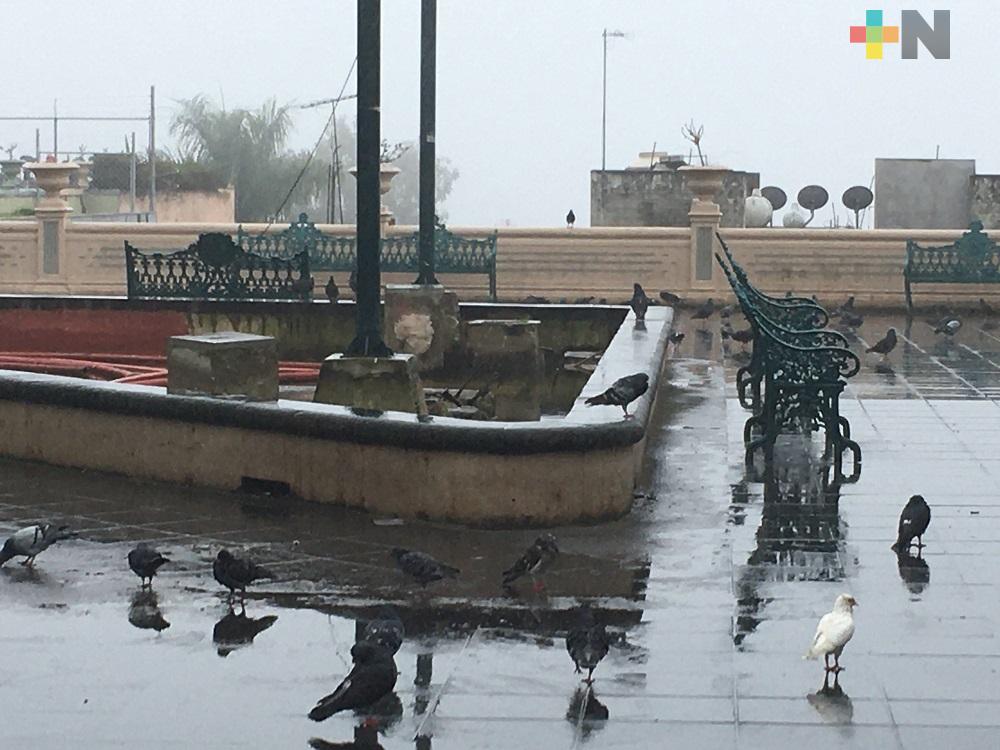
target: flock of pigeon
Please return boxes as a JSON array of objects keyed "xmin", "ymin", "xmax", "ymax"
[{"xmin": 0, "ymin": 524, "xmax": 612, "ymax": 724}]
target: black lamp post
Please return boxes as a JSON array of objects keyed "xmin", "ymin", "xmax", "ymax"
[
  {"xmin": 415, "ymin": 0, "xmax": 439, "ymax": 286},
  {"xmin": 346, "ymin": 0, "xmax": 393, "ymax": 357}
]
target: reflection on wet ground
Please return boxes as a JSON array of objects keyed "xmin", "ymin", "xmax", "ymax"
[{"xmin": 3, "ymin": 307, "xmax": 1000, "ymax": 747}]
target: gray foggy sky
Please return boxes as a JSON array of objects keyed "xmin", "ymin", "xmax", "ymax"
[{"xmin": 4, "ymin": 1, "xmax": 992, "ymax": 227}]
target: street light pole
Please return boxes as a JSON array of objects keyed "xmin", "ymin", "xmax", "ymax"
[
  {"xmin": 601, "ymin": 29, "xmax": 626, "ymax": 172},
  {"xmin": 346, "ymin": 0, "xmax": 393, "ymax": 358},
  {"xmin": 415, "ymin": 0, "xmax": 439, "ymax": 285}
]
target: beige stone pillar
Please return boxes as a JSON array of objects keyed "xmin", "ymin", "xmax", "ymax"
[
  {"xmin": 680, "ymin": 165, "xmax": 728, "ymax": 293},
  {"xmin": 27, "ymin": 162, "xmax": 79, "ymax": 281}
]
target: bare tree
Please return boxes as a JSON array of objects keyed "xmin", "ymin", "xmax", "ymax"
[{"xmin": 681, "ymin": 120, "xmax": 706, "ymax": 166}]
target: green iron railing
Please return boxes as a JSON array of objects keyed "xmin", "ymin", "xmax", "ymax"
[{"xmin": 237, "ymin": 213, "xmax": 499, "ymax": 299}]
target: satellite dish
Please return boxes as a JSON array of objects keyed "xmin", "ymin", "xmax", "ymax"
[
  {"xmin": 796, "ymin": 185, "xmax": 829, "ymax": 226},
  {"xmin": 842, "ymin": 185, "xmax": 874, "ymax": 228},
  {"xmin": 760, "ymin": 186, "xmax": 786, "ymax": 211}
]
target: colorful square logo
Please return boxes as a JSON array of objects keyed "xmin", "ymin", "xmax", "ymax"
[{"xmin": 850, "ymin": 9, "xmax": 899, "ymax": 59}]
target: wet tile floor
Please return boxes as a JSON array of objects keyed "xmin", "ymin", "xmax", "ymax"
[{"xmin": 2, "ymin": 310, "xmax": 1000, "ymax": 748}]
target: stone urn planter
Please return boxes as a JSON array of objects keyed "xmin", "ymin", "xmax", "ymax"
[
  {"xmin": 0, "ymin": 159, "xmax": 23, "ymax": 183},
  {"xmin": 743, "ymin": 188, "xmax": 773, "ymax": 227},
  {"xmin": 782, "ymin": 202, "xmax": 808, "ymax": 228},
  {"xmin": 679, "ymin": 164, "xmax": 730, "ymax": 210},
  {"xmin": 25, "ymin": 162, "xmax": 79, "ymax": 210},
  {"xmin": 350, "ymin": 163, "xmax": 402, "ymax": 230}
]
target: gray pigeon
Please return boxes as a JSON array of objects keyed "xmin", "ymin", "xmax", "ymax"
[
  {"xmin": 308, "ymin": 642, "xmax": 398, "ymax": 721},
  {"xmin": 127, "ymin": 543, "xmax": 170, "ymax": 587},
  {"xmin": 361, "ymin": 607, "xmax": 405, "ymax": 655},
  {"xmin": 658, "ymin": 290, "xmax": 681, "ymax": 305},
  {"xmin": 566, "ymin": 607, "xmax": 611, "ymax": 683},
  {"xmin": 691, "ymin": 299, "xmax": 715, "ymax": 320},
  {"xmin": 0, "ymin": 524, "xmax": 76, "ymax": 567},
  {"xmin": 502, "ymin": 533, "xmax": 559, "ymax": 591},
  {"xmin": 840, "ymin": 310, "xmax": 864, "ymax": 328},
  {"xmin": 866, "ymin": 328, "xmax": 897, "ymax": 359},
  {"xmin": 629, "ymin": 283, "xmax": 652, "ymax": 322},
  {"xmin": 934, "ymin": 318, "xmax": 962, "ymax": 336},
  {"xmin": 891, "ymin": 494, "xmax": 931, "ymax": 552},
  {"xmin": 390, "ymin": 548, "xmax": 460, "ymax": 587},
  {"xmin": 213, "ymin": 549, "xmax": 274, "ymax": 597},
  {"xmin": 584, "ymin": 372, "xmax": 649, "ymax": 417}
]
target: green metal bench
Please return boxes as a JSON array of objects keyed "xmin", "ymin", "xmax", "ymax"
[
  {"xmin": 237, "ymin": 213, "xmax": 500, "ymax": 300},
  {"xmin": 904, "ymin": 220, "xmax": 1000, "ymax": 310},
  {"xmin": 716, "ymin": 234, "xmax": 833, "ymax": 411},
  {"xmin": 717, "ymin": 251, "xmax": 861, "ymax": 481},
  {"xmin": 124, "ymin": 232, "xmax": 312, "ymax": 301}
]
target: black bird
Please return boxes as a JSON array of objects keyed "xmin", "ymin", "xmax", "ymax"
[
  {"xmin": 127, "ymin": 543, "xmax": 170, "ymax": 587},
  {"xmin": 891, "ymin": 494, "xmax": 931, "ymax": 552},
  {"xmin": 730, "ymin": 327, "xmax": 754, "ymax": 346},
  {"xmin": 502, "ymin": 533, "xmax": 560, "ymax": 591},
  {"xmin": 213, "ymin": 549, "xmax": 274, "ymax": 597},
  {"xmin": 866, "ymin": 328, "xmax": 897, "ymax": 360},
  {"xmin": 309, "ymin": 642, "xmax": 398, "ymax": 722},
  {"xmin": 934, "ymin": 318, "xmax": 962, "ymax": 336},
  {"xmin": 566, "ymin": 209, "xmax": 576, "ymax": 228},
  {"xmin": 361, "ymin": 607, "xmax": 404, "ymax": 655},
  {"xmin": 325, "ymin": 276, "xmax": 340, "ymax": 302},
  {"xmin": 658, "ymin": 290, "xmax": 682, "ymax": 305},
  {"xmin": 584, "ymin": 372, "xmax": 649, "ymax": 417},
  {"xmin": 525, "ymin": 294, "xmax": 550, "ymax": 304},
  {"xmin": 390, "ymin": 548, "xmax": 460, "ymax": 587},
  {"xmin": 213, "ymin": 604, "xmax": 278, "ymax": 657},
  {"xmin": 128, "ymin": 588, "xmax": 171, "ymax": 632},
  {"xmin": 718, "ymin": 303, "xmax": 736, "ymax": 319},
  {"xmin": 691, "ymin": 298, "xmax": 716, "ymax": 320},
  {"xmin": 629, "ymin": 283, "xmax": 652, "ymax": 322},
  {"xmin": 832, "ymin": 295, "xmax": 855, "ymax": 318},
  {"xmin": 668, "ymin": 331, "xmax": 685, "ymax": 345},
  {"xmin": 566, "ymin": 608, "xmax": 611, "ymax": 683},
  {"xmin": 292, "ymin": 275, "xmax": 315, "ymax": 299},
  {"xmin": 840, "ymin": 309, "xmax": 864, "ymax": 328},
  {"xmin": 349, "ymin": 269, "xmax": 358, "ymax": 294}
]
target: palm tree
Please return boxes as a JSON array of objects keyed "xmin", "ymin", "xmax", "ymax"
[{"xmin": 171, "ymin": 95, "xmax": 292, "ymax": 221}]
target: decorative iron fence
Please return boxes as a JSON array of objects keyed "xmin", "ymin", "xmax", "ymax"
[
  {"xmin": 125, "ymin": 232, "xmax": 312, "ymax": 301},
  {"xmin": 237, "ymin": 213, "xmax": 498, "ymax": 299}
]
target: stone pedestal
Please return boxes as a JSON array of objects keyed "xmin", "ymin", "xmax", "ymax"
[
  {"xmin": 27, "ymin": 162, "xmax": 79, "ymax": 278},
  {"xmin": 680, "ymin": 165, "xmax": 728, "ymax": 288},
  {"xmin": 167, "ymin": 332, "xmax": 278, "ymax": 401},
  {"xmin": 383, "ymin": 284, "xmax": 460, "ymax": 372},
  {"xmin": 465, "ymin": 319, "xmax": 542, "ymax": 421},
  {"xmin": 313, "ymin": 353, "xmax": 427, "ymax": 415}
]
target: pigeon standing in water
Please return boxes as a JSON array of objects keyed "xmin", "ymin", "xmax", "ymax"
[
  {"xmin": 361, "ymin": 607, "xmax": 405, "ymax": 655},
  {"xmin": 213, "ymin": 549, "xmax": 274, "ymax": 598},
  {"xmin": 502, "ymin": 533, "xmax": 560, "ymax": 592},
  {"xmin": 566, "ymin": 607, "xmax": 611, "ymax": 683},
  {"xmin": 127, "ymin": 543, "xmax": 170, "ymax": 588},
  {"xmin": 566, "ymin": 209, "xmax": 576, "ymax": 228},
  {"xmin": 865, "ymin": 328, "xmax": 897, "ymax": 364},
  {"xmin": 934, "ymin": 317, "xmax": 962, "ymax": 336},
  {"xmin": 0, "ymin": 524, "xmax": 76, "ymax": 567},
  {"xmin": 325, "ymin": 276, "xmax": 340, "ymax": 302},
  {"xmin": 804, "ymin": 594, "xmax": 857, "ymax": 674},
  {"xmin": 308, "ymin": 642, "xmax": 398, "ymax": 721},
  {"xmin": 691, "ymin": 298, "xmax": 716, "ymax": 321},
  {"xmin": 584, "ymin": 373, "xmax": 649, "ymax": 417},
  {"xmin": 390, "ymin": 548, "xmax": 460, "ymax": 587},
  {"xmin": 629, "ymin": 283, "xmax": 652, "ymax": 322},
  {"xmin": 891, "ymin": 494, "xmax": 931, "ymax": 552}
]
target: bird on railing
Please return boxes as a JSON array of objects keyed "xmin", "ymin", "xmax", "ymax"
[
  {"xmin": 629, "ymin": 283, "xmax": 652, "ymax": 322},
  {"xmin": 566, "ymin": 209, "xmax": 576, "ymax": 229},
  {"xmin": 584, "ymin": 372, "xmax": 649, "ymax": 418},
  {"xmin": 325, "ymin": 276, "xmax": 339, "ymax": 302}
]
